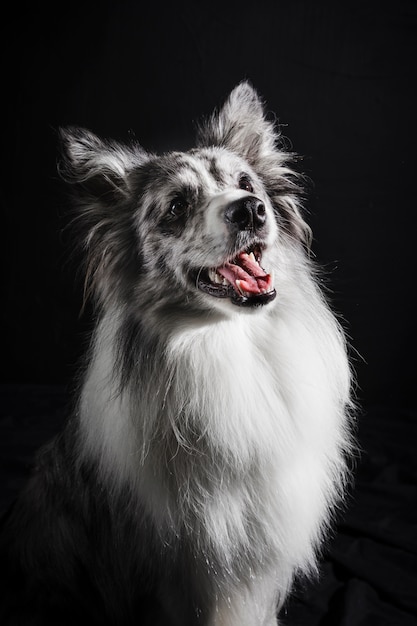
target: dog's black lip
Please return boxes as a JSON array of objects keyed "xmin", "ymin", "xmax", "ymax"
[
  {"xmin": 230, "ymin": 288, "xmax": 276, "ymax": 307},
  {"xmin": 195, "ymin": 272, "xmax": 232, "ymax": 298}
]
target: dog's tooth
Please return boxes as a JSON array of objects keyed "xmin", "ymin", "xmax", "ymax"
[
  {"xmin": 235, "ymin": 280, "xmax": 247, "ymax": 296},
  {"xmin": 208, "ymin": 268, "xmax": 218, "ymax": 283},
  {"xmin": 209, "ymin": 267, "xmax": 230, "ymax": 286},
  {"xmin": 248, "ymin": 252, "xmax": 256, "ymax": 263}
]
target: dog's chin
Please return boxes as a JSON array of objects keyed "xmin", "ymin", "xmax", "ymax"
[{"xmin": 191, "ymin": 244, "xmax": 277, "ymax": 309}]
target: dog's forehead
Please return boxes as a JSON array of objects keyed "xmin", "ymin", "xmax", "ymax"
[
  {"xmin": 174, "ymin": 153, "xmax": 214, "ymax": 189},
  {"xmin": 151, "ymin": 148, "xmax": 248, "ymax": 191}
]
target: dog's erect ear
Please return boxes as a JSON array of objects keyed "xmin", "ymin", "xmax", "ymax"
[
  {"xmin": 58, "ymin": 127, "xmax": 148, "ymax": 204},
  {"xmin": 196, "ymin": 81, "xmax": 279, "ymax": 165}
]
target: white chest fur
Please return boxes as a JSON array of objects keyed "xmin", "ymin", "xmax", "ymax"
[{"xmin": 79, "ymin": 299, "xmax": 350, "ymax": 583}]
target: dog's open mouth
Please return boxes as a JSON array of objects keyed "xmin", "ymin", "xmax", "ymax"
[{"xmin": 196, "ymin": 246, "xmax": 276, "ymax": 307}]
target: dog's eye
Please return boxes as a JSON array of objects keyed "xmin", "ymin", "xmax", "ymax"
[
  {"xmin": 238, "ymin": 176, "xmax": 254, "ymax": 193},
  {"xmin": 169, "ymin": 197, "xmax": 189, "ymax": 218}
]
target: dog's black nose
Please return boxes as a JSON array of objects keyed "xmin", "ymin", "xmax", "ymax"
[{"xmin": 225, "ymin": 196, "xmax": 266, "ymax": 232}]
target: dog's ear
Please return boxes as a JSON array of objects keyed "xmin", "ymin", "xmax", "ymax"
[
  {"xmin": 198, "ymin": 83, "xmax": 311, "ymax": 246},
  {"xmin": 58, "ymin": 127, "xmax": 149, "ymax": 308},
  {"xmin": 58, "ymin": 127, "xmax": 148, "ymax": 204},
  {"xmin": 196, "ymin": 81, "xmax": 278, "ymax": 165}
]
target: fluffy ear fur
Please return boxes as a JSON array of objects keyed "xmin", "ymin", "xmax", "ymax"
[
  {"xmin": 196, "ymin": 81, "xmax": 279, "ymax": 166},
  {"xmin": 58, "ymin": 127, "xmax": 147, "ymax": 202},
  {"xmin": 197, "ymin": 81, "xmax": 311, "ymax": 246},
  {"xmin": 59, "ymin": 127, "xmax": 148, "ymax": 307}
]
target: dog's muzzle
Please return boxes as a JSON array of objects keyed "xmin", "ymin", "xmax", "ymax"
[{"xmin": 193, "ymin": 196, "xmax": 277, "ymax": 308}]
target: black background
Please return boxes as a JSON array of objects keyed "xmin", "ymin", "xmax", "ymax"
[{"xmin": 1, "ymin": 2, "xmax": 416, "ymax": 625}]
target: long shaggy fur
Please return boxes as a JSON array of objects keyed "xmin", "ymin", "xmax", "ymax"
[{"xmin": 0, "ymin": 82, "xmax": 354, "ymax": 625}]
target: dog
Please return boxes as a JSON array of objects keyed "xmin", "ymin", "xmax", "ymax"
[{"xmin": 0, "ymin": 82, "xmax": 353, "ymax": 625}]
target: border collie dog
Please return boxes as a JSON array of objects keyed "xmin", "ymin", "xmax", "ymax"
[{"xmin": 0, "ymin": 82, "xmax": 353, "ymax": 625}]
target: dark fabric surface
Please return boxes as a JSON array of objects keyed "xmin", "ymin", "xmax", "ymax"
[
  {"xmin": 1, "ymin": 385, "xmax": 416, "ymax": 625},
  {"xmin": 284, "ymin": 405, "xmax": 417, "ymax": 626}
]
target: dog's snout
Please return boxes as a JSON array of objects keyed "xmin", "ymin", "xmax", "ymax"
[{"xmin": 224, "ymin": 196, "xmax": 266, "ymax": 232}]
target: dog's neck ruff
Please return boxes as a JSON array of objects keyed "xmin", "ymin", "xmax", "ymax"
[{"xmin": 78, "ymin": 289, "xmax": 350, "ymax": 581}]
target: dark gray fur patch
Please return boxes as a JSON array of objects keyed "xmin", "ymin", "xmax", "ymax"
[{"xmin": 114, "ymin": 315, "xmax": 162, "ymax": 391}]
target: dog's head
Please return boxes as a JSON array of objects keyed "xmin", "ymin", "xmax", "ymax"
[{"xmin": 60, "ymin": 82, "xmax": 310, "ymax": 318}]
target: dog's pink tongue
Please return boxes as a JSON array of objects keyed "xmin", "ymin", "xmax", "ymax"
[{"xmin": 217, "ymin": 252, "xmax": 273, "ymax": 295}]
